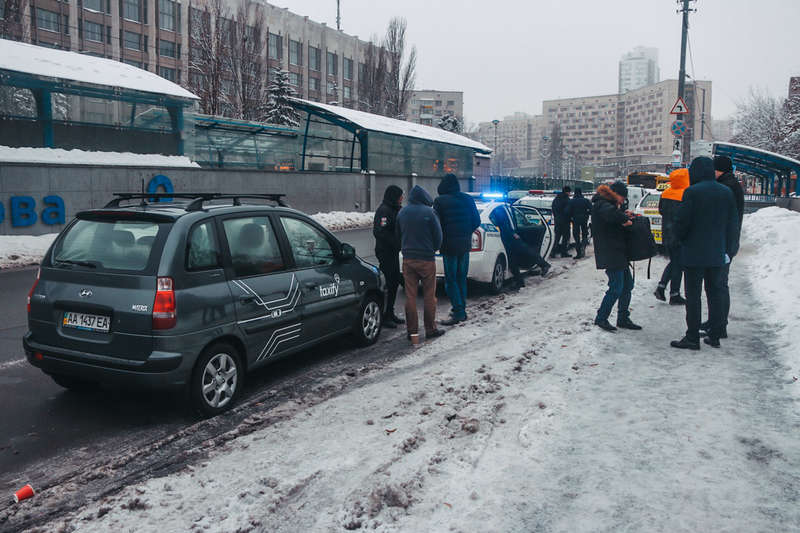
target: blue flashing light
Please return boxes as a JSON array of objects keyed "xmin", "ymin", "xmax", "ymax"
[{"xmin": 481, "ymin": 192, "xmax": 506, "ymax": 199}]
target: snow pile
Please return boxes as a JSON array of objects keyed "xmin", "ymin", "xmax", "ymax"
[
  {"xmin": 0, "ymin": 145, "xmax": 200, "ymax": 167},
  {"xmin": 739, "ymin": 206, "xmax": 800, "ymax": 379},
  {"xmin": 311, "ymin": 211, "xmax": 374, "ymax": 231},
  {"xmin": 0, "ymin": 233, "xmax": 57, "ymax": 268}
]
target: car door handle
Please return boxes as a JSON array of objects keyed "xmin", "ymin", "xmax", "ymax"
[
  {"xmin": 238, "ymin": 295, "xmax": 257, "ymax": 303},
  {"xmin": 303, "ymin": 282, "xmax": 318, "ymax": 290}
]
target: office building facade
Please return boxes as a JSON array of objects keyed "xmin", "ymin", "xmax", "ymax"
[
  {"xmin": 405, "ymin": 90, "xmax": 463, "ymax": 127},
  {"xmin": 619, "ymin": 46, "xmax": 659, "ymax": 94}
]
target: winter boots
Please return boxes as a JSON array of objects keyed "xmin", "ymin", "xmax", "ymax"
[
  {"xmin": 616, "ymin": 317, "xmax": 642, "ymax": 330},
  {"xmin": 670, "ymin": 336, "xmax": 700, "ymax": 350},
  {"xmin": 654, "ymin": 286, "xmax": 666, "ymax": 301},
  {"xmin": 594, "ymin": 318, "xmax": 617, "ymax": 332},
  {"xmin": 669, "ymin": 294, "xmax": 686, "ymax": 305}
]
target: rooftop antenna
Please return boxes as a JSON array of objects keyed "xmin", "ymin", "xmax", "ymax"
[{"xmin": 336, "ymin": 0, "xmax": 341, "ymax": 30}]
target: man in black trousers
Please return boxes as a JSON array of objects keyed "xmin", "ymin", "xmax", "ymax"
[
  {"xmin": 670, "ymin": 157, "xmax": 740, "ymax": 350},
  {"xmin": 550, "ymin": 186, "xmax": 572, "ymax": 258},
  {"xmin": 373, "ymin": 185, "xmax": 405, "ymax": 328}
]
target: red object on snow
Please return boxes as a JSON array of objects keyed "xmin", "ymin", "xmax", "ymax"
[{"xmin": 13, "ymin": 484, "xmax": 35, "ymax": 503}]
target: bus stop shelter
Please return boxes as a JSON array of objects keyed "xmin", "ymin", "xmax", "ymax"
[{"xmin": 713, "ymin": 142, "xmax": 800, "ymax": 199}]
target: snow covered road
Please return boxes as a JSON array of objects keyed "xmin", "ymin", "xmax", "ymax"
[{"xmin": 13, "ymin": 231, "xmax": 796, "ymax": 532}]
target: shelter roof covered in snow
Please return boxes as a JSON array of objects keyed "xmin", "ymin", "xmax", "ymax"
[
  {"xmin": 0, "ymin": 38, "xmax": 197, "ymax": 100},
  {"xmin": 291, "ymin": 98, "xmax": 491, "ymax": 153}
]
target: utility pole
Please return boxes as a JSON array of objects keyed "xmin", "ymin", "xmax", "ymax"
[
  {"xmin": 336, "ymin": 0, "xmax": 341, "ymax": 30},
  {"xmin": 676, "ymin": 0, "xmax": 696, "ymax": 162}
]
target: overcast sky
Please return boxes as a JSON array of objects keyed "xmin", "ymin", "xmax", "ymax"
[{"xmin": 272, "ymin": 0, "xmax": 799, "ymax": 125}]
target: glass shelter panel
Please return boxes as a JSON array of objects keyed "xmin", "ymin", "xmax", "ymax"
[{"xmin": 367, "ymin": 132, "xmax": 473, "ymax": 179}]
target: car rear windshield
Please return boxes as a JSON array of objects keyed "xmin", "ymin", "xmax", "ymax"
[
  {"xmin": 52, "ymin": 218, "xmax": 167, "ymax": 273},
  {"xmin": 640, "ymin": 194, "xmax": 661, "ymax": 209}
]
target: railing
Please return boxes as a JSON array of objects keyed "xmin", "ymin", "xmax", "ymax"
[{"xmin": 744, "ymin": 193, "xmax": 775, "ymax": 202}]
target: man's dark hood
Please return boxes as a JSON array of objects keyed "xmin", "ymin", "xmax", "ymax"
[
  {"xmin": 689, "ymin": 156, "xmax": 715, "ymax": 185},
  {"xmin": 573, "ymin": 188, "xmax": 584, "ymax": 198},
  {"xmin": 382, "ymin": 185, "xmax": 403, "ymax": 207},
  {"xmin": 408, "ymin": 185, "xmax": 434, "ymax": 206},
  {"xmin": 437, "ymin": 173, "xmax": 460, "ymax": 195}
]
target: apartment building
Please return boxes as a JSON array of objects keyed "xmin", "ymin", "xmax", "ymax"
[
  {"xmin": 2, "ymin": 0, "xmax": 375, "ymax": 108},
  {"xmin": 405, "ymin": 90, "xmax": 463, "ymax": 126},
  {"xmin": 619, "ymin": 46, "xmax": 659, "ymax": 94},
  {"xmin": 475, "ymin": 112, "xmax": 544, "ymax": 163}
]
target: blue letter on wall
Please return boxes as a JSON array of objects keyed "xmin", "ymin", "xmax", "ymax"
[
  {"xmin": 11, "ymin": 196, "xmax": 37, "ymax": 227},
  {"xmin": 147, "ymin": 175, "xmax": 174, "ymax": 202},
  {"xmin": 0, "ymin": 203, "xmax": 4, "ymax": 224},
  {"xmin": 42, "ymin": 195, "xmax": 66, "ymax": 225}
]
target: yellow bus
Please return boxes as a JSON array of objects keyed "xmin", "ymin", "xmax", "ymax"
[{"xmin": 627, "ymin": 171, "xmax": 669, "ymax": 190}]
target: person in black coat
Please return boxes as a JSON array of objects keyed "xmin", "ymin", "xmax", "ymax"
[
  {"xmin": 670, "ymin": 156, "xmax": 740, "ymax": 350},
  {"xmin": 373, "ymin": 185, "xmax": 405, "ymax": 327},
  {"xmin": 699, "ymin": 155, "xmax": 746, "ymax": 338},
  {"xmin": 550, "ymin": 186, "xmax": 572, "ymax": 258},
  {"xmin": 591, "ymin": 182, "xmax": 640, "ymax": 332},
  {"xmin": 566, "ymin": 187, "xmax": 592, "ymax": 258},
  {"xmin": 489, "ymin": 204, "xmax": 551, "ymax": 290},
  {"xmin": 433, "ymin": 174, "xmax": 481, "ymax": 324}
]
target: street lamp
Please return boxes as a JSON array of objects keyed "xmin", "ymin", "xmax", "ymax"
[{"xmin": 492, "ymin": 119, "xmax": 500, "ymax": 175}]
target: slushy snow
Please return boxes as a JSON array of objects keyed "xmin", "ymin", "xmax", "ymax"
[{"xmin": 35, "ymin": 209, "xmax": 800, "ymax": 532}]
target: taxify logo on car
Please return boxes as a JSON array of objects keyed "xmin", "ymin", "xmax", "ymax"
[{"xmin": 320, "ymin": 274, "xmax": 341, "ymax": 298}]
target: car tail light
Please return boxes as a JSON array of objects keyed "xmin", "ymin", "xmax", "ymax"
[
  {"xmin": 27, "ymin": 269, "xmax": 40, "ymax": 314},
  {"xmin": 470, "ymin": 230, "xmax": 483, "ymax": 252},
  {"xmin": 153, "ymin": 276, "xmax": 176, "ymax": 329}
]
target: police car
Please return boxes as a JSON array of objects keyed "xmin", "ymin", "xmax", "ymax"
[
  {"xmin": 634, "ymin": 190, "xmax": 663, "ymax": 246},
  {"xmin": 514, "ymin": 191, "xmax": 556, "ymax": 224},
  {"xmin": 434, "ymin": 193, "xmax": 552, "ymax": 293}
]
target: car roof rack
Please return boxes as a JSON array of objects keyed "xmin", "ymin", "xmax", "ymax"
[{"xmin": 105, "ymin": 193, "xmax": 289, "ymax": 210}]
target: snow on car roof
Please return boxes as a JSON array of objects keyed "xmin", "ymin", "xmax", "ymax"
[
  {"xmin": 291, "ymin": 99, "xmax": 492, "ymax": 153},
  {"xmin": 0, "ymin": 38, "xmax": 198, "ymax": 100}
]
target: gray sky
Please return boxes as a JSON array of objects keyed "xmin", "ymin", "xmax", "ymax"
[{"xmin": 272, "ymin": 0, "xmax": 799, "ymax": 125}]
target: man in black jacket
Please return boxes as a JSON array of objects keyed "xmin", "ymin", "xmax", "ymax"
[
  {"xmin": 567, "ymin": 188, "xmax": 592, "ymax": 258},
  {"xmin": 433, "ymin": 174, "xmax": 481, "ymax": 324},
  {"xmin": 671, "ymin": 156, "xmax": 740, "ymax": 350},
  {"xmin": 373, "ymin": 185, "xmax": 405, "ymax": 328},
  {"xmin": 699, "ymin": 155, "xmax": 746, "ymax": 338},
  {"xmin": 591, "ymin": 182, "xmax": 640, "ymax": 332},
  {"xmin": 489, "ymin": 204, "xmax": 551, "ymax": 290},
  {"xmin": 550, "ymin": 186, "xmax": 572, "ymax": 258}
]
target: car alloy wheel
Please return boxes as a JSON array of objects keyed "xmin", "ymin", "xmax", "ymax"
[
  {"xmin": 490, "ymin": 258, "xmax": 505, "ymax": 294},
  {"xmin": 200, "ymin": 352, "xmax": 238, "ymax": 410},
  {"xmin": 362, "ymin": 300, "xmax": 381, "ymax": 341}
]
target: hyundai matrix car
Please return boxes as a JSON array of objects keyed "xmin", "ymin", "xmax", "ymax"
[
  {"xmin": 24, "ymin": 193, "xmax": 385, "ymax": 416},
  {"xmin": 634, "ymin": 190, "xmax": 663, "ymax": 247},
  {"xmin": 434, "ymin": 194, "xmax": 552, "ymax": 293}
]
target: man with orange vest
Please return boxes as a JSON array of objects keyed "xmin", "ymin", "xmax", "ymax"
[{"xmin": 654, "ymin": 168, "xmax": 689, "ymax": 305}]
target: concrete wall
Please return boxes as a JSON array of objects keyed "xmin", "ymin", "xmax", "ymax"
[
  {"xmin": 776, "ymin": 197, "xmax": 800, "ymax": 213},
  {"xmin": 0, "ymin": 163, "xmax": 473, "ymax": 235}
]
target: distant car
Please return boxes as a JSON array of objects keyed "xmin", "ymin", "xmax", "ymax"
[
  {"xmin": 634, "ymin": 191, "xmax": 663, "ymax": 246},
  {"xmin": 514, "ymin": 191, "xmax": 556, "ymax": 224},
  {"xmin": 434, "ymin": 194, "xmax": 552, "ymax": 293},
  {"xmin": 24, "ymin": 193, "xmax": 385, "ymax": 416}
]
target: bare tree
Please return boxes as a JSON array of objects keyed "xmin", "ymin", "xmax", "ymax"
[
  {"xmin": 227, "ymin": 1, "xmax": 267, "ymax": 121},
  {"xmin": 188, "ymin": 0, "xmax": 233, "ymax": 116},
  {"xmin": 357, "ymin": 35, "xmax": 387, "ymax": 116},
  {"xmin": 383, "ymin": 17, "xmax": 416, "ymax": 119},
  {"xmin": 730, "ymin": 88, "xmax": 783, "ymax": 152}
]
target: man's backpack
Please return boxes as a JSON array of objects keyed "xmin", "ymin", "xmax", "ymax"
[{"xmin": 626, "ymin": 216, "xmax": 657, "ymax": 262}]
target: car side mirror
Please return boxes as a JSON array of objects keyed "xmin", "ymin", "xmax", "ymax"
[{"xmin": 339, "ymin": 243, "xmax": 356, "ymax": 261}]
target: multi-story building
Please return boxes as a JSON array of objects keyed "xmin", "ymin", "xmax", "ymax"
[
  {"xmin": 405, "ymin": 90, "xmax": 463, "ymax": 126},
  {"xmin": 542, "ymin": 93, "xmax": 620, "ymax": 166},
  {"xmin": 1, "ymin": 0, "xmax": 376, "ymax": 109},
  {"xmin": 711, "ymin": 119, "xmax": 734, "ymax": 142},
  {"xmin": 789, "ymin": 76, "xmax": 800, "ymax": 98},
  {"xmin": 475, "ymin": 112, "xmax": 544, "ymax": 166},
  {"xmin": 618, "ymin": 46, "xmax": 659, "ymax": 94}
]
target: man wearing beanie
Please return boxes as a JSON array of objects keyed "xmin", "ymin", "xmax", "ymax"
[
  {"xmin": 701, "ymin": 155, "xmax": 745, "ymax": 338},
  {"xmin": 670, "ymin": 157, "xmax": 740, "ymax": 350}
]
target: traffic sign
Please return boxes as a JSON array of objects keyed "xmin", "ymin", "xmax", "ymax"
[
  {"xmin": 670, "ymin": 97, "xmax": 690, "ymax": 115},
  {"xmin": 671, "ymin": 120, "xmax": 687, "ymax": 137}
]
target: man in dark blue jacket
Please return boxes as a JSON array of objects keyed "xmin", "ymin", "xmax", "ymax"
[
  {"xmin": 433, "ymin": 174, "xmax": 481, "ymax": 324},
  {"xmin": 566, "ymin": 187, "xmax": 592, "ymax": 258},
  {"xmin": 670, "ymin": 156, "xmax": 740, "ymax": 350},
  {"xmin": 397, "ymin": 185, "xmax": 445, "ymax": 340},
  {"xmin": 550, "ymin": 186, "xmax": 572, "ymax": 258},
  {"xmin": 373, "ymin": 185, "xmax": 405, "ymax": 328}
]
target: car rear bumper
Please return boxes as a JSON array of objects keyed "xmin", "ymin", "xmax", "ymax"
[
  {"xmin": 23, "ymin": 332, "xmax": 193, "ymax": 387},
  {"xmin": 434, "ymin": 250, "xmax": 498, "ymax": 284}
]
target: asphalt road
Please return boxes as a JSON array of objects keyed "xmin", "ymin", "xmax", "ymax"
[{"xmin": 0, "ymin": 227, "xmax": 476, "ymax": 498}]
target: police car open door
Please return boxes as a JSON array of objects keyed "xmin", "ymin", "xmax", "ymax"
[{"xmin": 512, "ymin": 205, "xmax": 553, "ymax": 260}]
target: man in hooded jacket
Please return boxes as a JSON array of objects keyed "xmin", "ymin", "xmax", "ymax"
[
  {"xmin": 670, "ymin": 156, "xmax": 740, "ymax": 350},
  {"xmin": 654, "ymin": 168, "xmax": 689, "ymax": 305},
  {"xmin": 396, "ymin": 185, "xmax": 445, "ymax": 340},
  {"xmin": 550, "ymin": 186, "xmax": 572, "ymax": 258},
  {"xmin": 433, "ymin": 174, "xmax": 481, "ymax": 324},
  {"xmin": 373, "ymin": 185, "xmax": 405, "ymax": 328},
  {"xmin": 566, "ymin": 187, "xmax": 592, "ymax": 258},
  {"xmin": 591, "ymin": 182, "xmax": 640, "ymax": 332}
]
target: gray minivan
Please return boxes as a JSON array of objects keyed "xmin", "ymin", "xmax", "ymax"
[{"xmin": 24, "ymin": 193, "xmax": 385, "ymax": 415}]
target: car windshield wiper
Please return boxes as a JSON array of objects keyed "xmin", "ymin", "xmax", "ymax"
[{"xmin": 54, "ymin": 259, "xmax": 98, "ymax": 269}]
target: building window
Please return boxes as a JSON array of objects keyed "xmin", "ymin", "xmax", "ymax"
[
  {"xmin": 288, "ymin": 72, "xmax": 301, "ymax": 87},
  {"xmin": 159, "ymin": 0, "xmax": 176, "ymax": 31},
  {"xmin": 447, "ymin": 100, "xmax": 455, "ymax": 106},
  {"xmin": 84, "ymin": 20, "xmax": 103, "ymax": 42},
  {"xmin": 268, "ymin": 33, "xmax": 282, "ymax": 60},
  {"xmin": 123, "ymin": 58, "xmax": 142, "ymax": 68},
  {"xmin": 309, "ymin": 46, "xmax": 321, "ymax": 71},
  {"xmin": 35, "ymin": 8, "xmax": 61, "ymax": 32},
  {"xmin": 159, "ymin": 39, "xmax": 176, "ymax": 58},
  {"xmin": 343, "ymin": 57, "xmax": 353, "ymax": 80},
  {"xmin": 309, "ymin": 77, "xmax": 320, "ymax": 92},
  {"xmin": 158, "ymin": 66, "xmax": 176, "ymax": 81},
  {"xmin": 123, "ymin": 0, "xmax": 141, "ymax": 22},
  {"xmin": 123, "ymin": 30, "xmax": 141, "ymax": 50},
  {"xmin": 326, "ymin": 80, "xmax": 336, "ymax": 96},
  {"xmin": 289, "ymin": 39, "xmax": 302, "ymax": 66},
  {"xmin": 84, "ymin": 0, "xmax": 103, "ymax": 12},
  {"xmin": 343, "ymin": 85, "xmax": 351, "ymax": 100},
  {"xmin": 326, "ymin": 51, "xmax": 337, "ymax": 76}
]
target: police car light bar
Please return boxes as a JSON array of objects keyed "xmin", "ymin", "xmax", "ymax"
[{"xmin": 481, "ymin": 192, "xmax": 506, "ymax": 199}]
